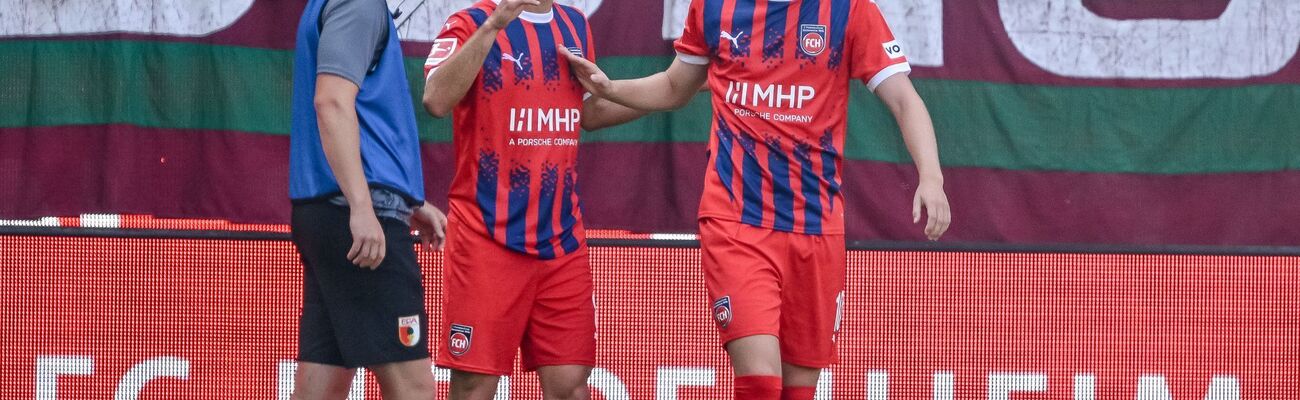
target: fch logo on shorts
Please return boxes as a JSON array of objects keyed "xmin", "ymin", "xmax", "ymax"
[
  {"xmin": 448, "ymin": 324, "xmax": 473, "ymax": 357},
  {"xmin": 398, "ymin": 315, "xmax": 421, "ymax": 347},
  {"xmin": 712, "ymin": 296, "xmax": 733, "ymax": 329}
]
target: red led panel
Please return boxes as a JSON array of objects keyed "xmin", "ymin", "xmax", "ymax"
[{"xmin": 1, "ymin": 236, "xmax": 1295, "ymax": 399}]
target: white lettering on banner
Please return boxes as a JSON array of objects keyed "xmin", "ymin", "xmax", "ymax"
[
  {"xmin": 1074, "ymin": 374, "xmax": 1096, "ymax": 400},
  {"xmin": 987, "ymin": 372, "xmax": 1047, "ymax": 400},
  {"xmin": 999, "ymin": 0, "xmax": 1300, "ymax": 79},
  {"xmin": 33, "ymin": 358, "xmax": 1253, "ymax": 398},
  {"xmin": 114, "ymin": 357, "xmax": 190, "ymax": 400},
  {"xmin": 35, "ymin": 356, "xmax": 93, "ymax": 400},
  {"xmin": 276, "ymin": 362, "xmax": 513, "ymax": 400},
  {"xmin": 815, "ymin": 369, "xmax": 833, "ymax": 400},
  {"xmin": 932, "ymin": 371, "xmax": 955, "ymax": 400},
  {"xmin": 661, "ymin": 0, "xmax": 944, "ymax": 67},
  {"xmin": 0, "ymin": 1, "xmax": 254, "ymax": 37},
  {"xmin": 655, "ymin": 367, "xmax": 715, "ymax": 400},
  {"xmin": 1137, "ymin": 375, "xmax": 1241, "ymax": 400},
  {"xmin": 589, "ymin": 368, "xmax": 631, "ymax": 400},
  {"xmin": 276, "ymin": 361, "xmax": 295, "ymax": 400},
  {"xmin": 866, "ymin": 370, "xmax": 889, "ymax": 400}
]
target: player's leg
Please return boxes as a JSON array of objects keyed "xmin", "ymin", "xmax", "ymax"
[
  {"xmin": 449, "ymin": 370, "xmax": 502, "ymax": 400},
  {"xmin": 369, "ymin": 358, "xmax": 436, "ymax": 400},
  {"xmin": 779, "ymin": 363, "xmax": 820, "ymax": 399},
  {"xmin": 291, "ymin": 203, "xmax": 363, "ymax": 400},
  {"xmin": 536, "ymin": 365, "xmax": 593, "ymax": 400},
  {"xmin": 438, "ymin": 216, "xmax": 538, "ymax": 399},
  {"xmin": 522, "ymin": 248, "xmax": 596, "ymax": 400},
  {"xmin": 775, "ymin": 233, "xmax": 847, "ymax": 400},
  {"xmin": 291, "ymin": 362, "xmax": 355, "ymax": 400},
  {"xmin": 699, "ymin": 218, "xmax": 786, "ymax": 399}
]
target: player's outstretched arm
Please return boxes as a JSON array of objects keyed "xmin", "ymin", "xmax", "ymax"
[
  {"xmin": 423, "ymin": 0, "xmax": 540, "ymax": 118},
  {"xmin": 875, "ymin": 74, "xmax": 951, "ymax": 241},
  {"xmin": 580, "ymin": 96, "xmax": 649, "ymax": 131},
  {"xmin": 563, "ymin": 49, "xmax": 707, "ymax": 112}
]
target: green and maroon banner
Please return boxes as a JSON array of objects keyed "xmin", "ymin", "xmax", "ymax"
[{"xmin": 1, "ymin": 0, "xmax": 1297, "ymax": 245}]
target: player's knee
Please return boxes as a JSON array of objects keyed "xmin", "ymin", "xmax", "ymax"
[
  {"xmin": 290, "ymin": 380, "xmax": 350, "ymax": 400},
  {"xmin": 540, "ymin": 378, "xmax": 591, "ymax": 400},
  {"xmin": 539, "ymin": 366, "xmax": 592, "ymax": 400},
  {"xmin": 450, "ymin": 370, "xmax": 501, "ymax": 399}
]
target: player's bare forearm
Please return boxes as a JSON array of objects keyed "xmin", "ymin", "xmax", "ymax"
[
  {"xmin": 607, "ymin": 59, "xmax": 707, "ymax": 111},
  {"xmin": 877, "ymin": 75, "xmax": 942, "ymax": 183},
  {"xmin": 565, "ymin": 53, "xmax": 707, "ymax": 112},
  {"xmin": 422, "ymin": 25, "xmax": 501, "ymax": 118},
  {"xmin": 580, "ymin": 96, "xmax": 649, "ymax": 131},
  {"xmin": 876, "ymin": 73, "xmax": 951, "ymax": 239},
  {"xmin": 315, "ymin": 74, "xmax": 374, "ymax": 212}
]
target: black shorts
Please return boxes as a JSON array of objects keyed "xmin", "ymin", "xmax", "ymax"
[{"xmin": 291, "ymin": 202, "xmax": 429, "ymax": 368}]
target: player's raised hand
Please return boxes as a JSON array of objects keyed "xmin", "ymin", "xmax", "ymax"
[
  {"xmin": 560, "ymin": 48, "xmax": 613, "ymax": 97},
  {"xmin": 487, "ymin": 0, "xmax": 542, "ymax": 29},
  {"xmin": 411, "ymin": 202, "xmax": 448, "ymax": 252},
  {"xmin": 912, "ymin": 180, "xmax": 951, "ymax": 241}
]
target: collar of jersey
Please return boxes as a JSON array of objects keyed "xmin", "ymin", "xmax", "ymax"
[{"xmin": 490, "ymin": 0, "xmax": 555, "ymax": 24}]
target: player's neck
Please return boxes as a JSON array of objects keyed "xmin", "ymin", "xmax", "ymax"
[{"xmin": 524, "ymin": 0, "xmax": 553, "ymax": 13}]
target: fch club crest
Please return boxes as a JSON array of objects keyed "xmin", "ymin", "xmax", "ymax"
[
  {"xmin": 448, "ymin": 324, "xmax": 473, "ymax": 357},
  {"xmin": 398, "ymin": 315, "xmax": 420, "ymax": 347},
  {"xmin": 712, "ymin": 296, "xmax": 733, "ymax": 329},
  {"xmin": 799, "ymin": 24, "xmax": 827, "ymax": 56}
]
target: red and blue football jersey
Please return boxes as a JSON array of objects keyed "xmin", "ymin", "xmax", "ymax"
[
  {"xmin": 676, "ymin": 0, "xmax": 910, "ymax": 235},
  {"xmin": 426, "ymin": 1, "xmax": 595, "ymax": 259}
]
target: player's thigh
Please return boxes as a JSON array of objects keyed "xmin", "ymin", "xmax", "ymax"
[
  {"xmin": 437, "ymin": 225, "xmax": 539, "ymax": 375},
  {"xmin": 291, "ymin": 361, "xmax": 355, "ymax": 400},
  {"xmin": 292, "ymin": 204, "xmax": 429, "ymax": 367},
  {"xmin": 725, "ymin": 334, "xmax": 782, "ymax": 377},
  {"xmin": 368, "ymin": 358, "xmax": 436, "ymax": 400},
  {"xmin": 699, "ymin": 218, "xmax": 784, "ymax": 342},
  {"xmin": 521, "ymin": 248, "xmax": 595, "ymax": 371},
  {"xmin": 777, "ymin": 233, "xmax": 846, "ymax": 368}
]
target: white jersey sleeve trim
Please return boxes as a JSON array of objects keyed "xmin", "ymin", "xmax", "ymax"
[
  {"xmin": 867, "ymin": 62, "xmax": 912, "ymax": 92},
  {"xmin": 425, "ymin": 67, "xmax": 438, "ymax": 81},
  {"xmin": 676, "ymin": 52, "xmax": 709, "ymax": 66}
]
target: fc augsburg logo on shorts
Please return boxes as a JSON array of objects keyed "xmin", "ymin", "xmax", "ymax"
[
  {"xmin": 712, "ymin": 296, "xmax": 733, "ymax": 329},
  {"xmin": 398, "ymin": 315, "xmax": 421, "ymax": 347},
  {"xmin": 448, "ymin": 324, "xmax": 473, "ymax": 357}
]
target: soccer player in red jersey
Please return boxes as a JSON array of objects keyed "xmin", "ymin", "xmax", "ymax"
[
  {"xmin": 421, "ymin": 0, "xmax": 640, "ymax": 399},
  {"xmin": 564, "ymin": 0, "xmax": 952, "ymax": 398}
]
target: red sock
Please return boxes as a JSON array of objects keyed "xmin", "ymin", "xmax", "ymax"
[
  {"xmin": 735, "ymin": 375, "xmax": 783, "ymax": 400},
  {"xmin": 781, "ymin": 386, "xmax": 817, "ymax": 400}
]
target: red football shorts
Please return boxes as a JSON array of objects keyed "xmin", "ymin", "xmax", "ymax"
[
  {"xmin": 436, "ymin": 219, "xmax": 596, "ymax": 376},
  {"xmin": 699, "ymin": 217, "xmax": 847, "ymax": 368}
]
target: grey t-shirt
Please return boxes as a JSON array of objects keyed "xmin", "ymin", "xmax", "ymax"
[
  {"xmin": 318, "ymin": 0, "xmax": 411, "ymax": 222},
  {"xmin": 317, "ymin": 0, "xmax": 390, "ymax": 87}
]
